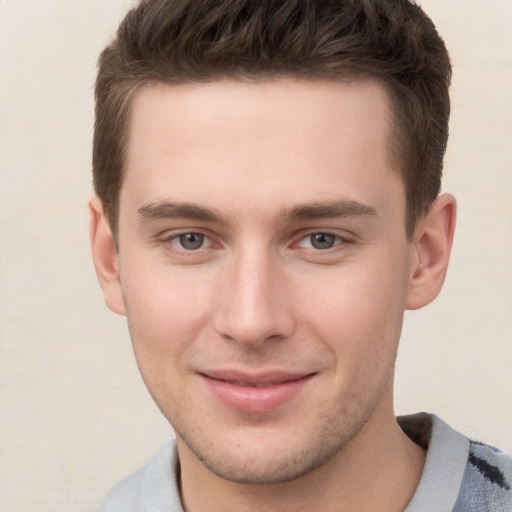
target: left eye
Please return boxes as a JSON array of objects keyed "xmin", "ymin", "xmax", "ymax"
[
  {"xmin": 299, "ymin": 232, "xmax": 340, "ymax": 250},
  {"xmin": 178, "ymin": 233, "xmax": 206, "ymax": 250}
]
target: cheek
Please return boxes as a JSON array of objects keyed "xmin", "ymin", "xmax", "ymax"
[
  {"xmin": 121, "ymin": 264, "xmax": 216, "ymax": 366},
  {"xmin": 296, "ymin": 260, "xmax": 407, "ymax": 330},
  {"xmin": 122, "ymin": 275, "xmax": 204, "ymax": 417},
  {"xmin": 291, "ymin": 251, "xmax": 409, "ymax": 368}
]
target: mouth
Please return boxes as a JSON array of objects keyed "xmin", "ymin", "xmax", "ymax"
[{"xmin": 199, "ymin": 371, "xmax": 315, "ymax": 413}]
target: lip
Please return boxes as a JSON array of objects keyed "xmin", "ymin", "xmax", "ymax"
[{"xmin": 200, "ymin": 370, "xmax": 315, "ymax": 413}]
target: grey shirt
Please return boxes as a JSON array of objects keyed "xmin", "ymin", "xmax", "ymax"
[{"xmin": 99, "ymin": 414, "xmax": 512, "ymax": 511}]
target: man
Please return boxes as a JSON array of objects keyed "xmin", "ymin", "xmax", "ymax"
[{"xmin": 89, "ymin": 1, "xmax": 511, "ymax": 510}]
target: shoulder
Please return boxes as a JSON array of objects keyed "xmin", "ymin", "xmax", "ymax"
[
  {"xmin": 99, "ymin": 441, "xmax": 183, "ymax": 512},
  {"xmin": 399, "ymin": 413, "xmax": 512, "ymax": 512},
  {"xmin": 454, "ymin": 439, "xmax": 512, "ymax": 512}
]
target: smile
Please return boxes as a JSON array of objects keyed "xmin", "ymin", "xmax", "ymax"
[{"xmin": 199, "ymin": 371, "xmax": 315, "ymax": 413}]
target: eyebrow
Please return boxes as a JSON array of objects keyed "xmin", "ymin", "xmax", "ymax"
[
  {"xmin": 282, "ymin": 201, "xmax": 377, "ymax": 221},
  {"xmin": 137, "ymin": 202, "xmax": 220, "ymax": 222},
  {"xmin": 137, "ymin": 199, "xmax": 377, "ymax": 223}
]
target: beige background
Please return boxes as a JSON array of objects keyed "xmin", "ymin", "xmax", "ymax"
[{"xmin": 0, "ymin": 0, "xmax": 511, "ymax": 510}]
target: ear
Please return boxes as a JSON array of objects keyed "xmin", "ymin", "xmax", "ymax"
[
  {"xmin": 89, "ymin": 197, "xmax": 126, "ymax": 316},
  {"xmin": 406, "ymin": 193, "xmax": 457, "ymax": 310}
]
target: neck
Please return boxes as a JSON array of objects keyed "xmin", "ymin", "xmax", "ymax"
[{"xmin": 177, "ymin": 400, "xmax": 426, "ymax": 512}]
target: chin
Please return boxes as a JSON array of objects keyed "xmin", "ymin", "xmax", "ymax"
[
  {"xmin": 189, "ymin": 442, "xmax": 339, "ymax": 485},
  {"xmin": 174, "ymin": 409, "xmax": 369, "ymax": 485}
]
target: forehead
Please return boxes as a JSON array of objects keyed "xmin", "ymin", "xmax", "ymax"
[
  {"xmin": 127, "ymin": 78, "xmax": 393, "ymax": 154},
  {"xmin": 121, "ymin": 79, "xmax": 404, "ymax": 223}
]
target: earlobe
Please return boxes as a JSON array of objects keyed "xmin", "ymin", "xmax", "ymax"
[
  {"xmin": 89, "ymin": 197, "xmax": 126, "ymax": 316},
  {"xmin": 405, "ymin": 193, "xmax": 456, "ymax": 310}
]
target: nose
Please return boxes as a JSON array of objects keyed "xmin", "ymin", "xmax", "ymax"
[{"xmin": 213, "ymin": 245, "xmax": 294, "ymax": 347}]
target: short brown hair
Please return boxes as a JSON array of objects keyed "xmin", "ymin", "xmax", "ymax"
[{"xmin": 93, "ymin": 0, "xmax": 451, "ymax": 238}]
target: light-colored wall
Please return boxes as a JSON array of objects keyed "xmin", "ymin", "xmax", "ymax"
[{"xmin": 0, "ymin": 0, "xmax": 510, "ymax": 510}]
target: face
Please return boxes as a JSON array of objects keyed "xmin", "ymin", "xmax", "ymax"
[{"xmin": 110, "ymin": 79, "xmax": 418, "ymax": 483}]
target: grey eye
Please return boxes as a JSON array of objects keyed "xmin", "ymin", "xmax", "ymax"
[
  {"xmin": 310, "ymin": 233, "xmax": 336, "ymax": 249},
  {"xmin": 179, "ymin": 233, "xmax": 205, "ymax": 250}
]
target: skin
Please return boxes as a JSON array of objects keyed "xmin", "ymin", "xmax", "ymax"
[{"xmin": 90, "ymin": 79, "xmax": 456, "ymax": 511}]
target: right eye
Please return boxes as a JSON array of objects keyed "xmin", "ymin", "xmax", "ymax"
[
  {"xmin": 178, "ymin": 232, "xmax": 206, "ymax": 250},
  {"xmin": 159, "ymin": 231, "xmax": 215, "ymax": 254}
]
